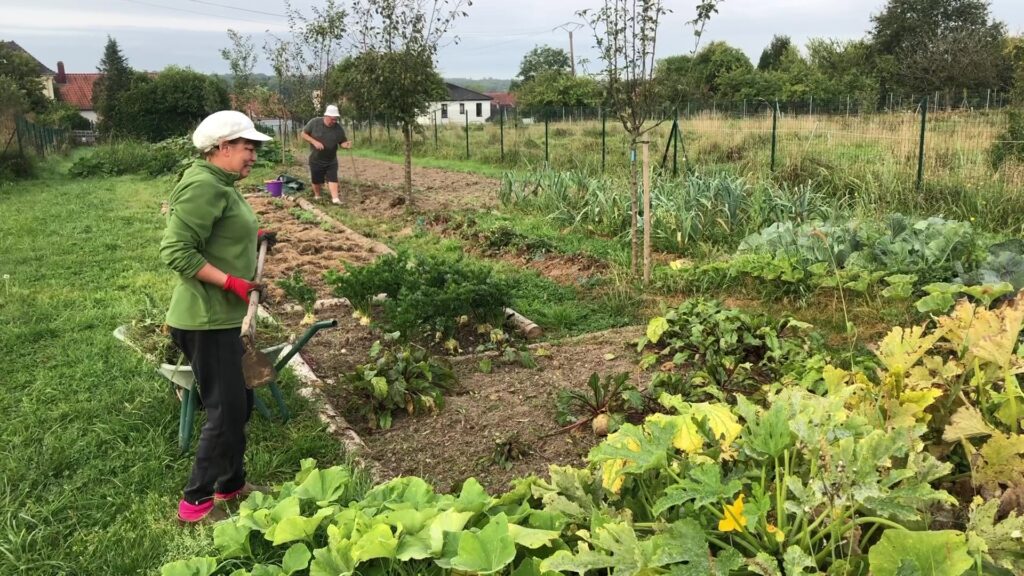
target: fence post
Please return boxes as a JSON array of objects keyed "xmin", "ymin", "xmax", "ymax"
[
  {"xmin": 809, "ymin": 95, "xmax": 813, "ymax": 115},
  {"xmin": 544, "ymin": 112, "xmax": 549, "ymax": 166},
  {"xmin": 601, "ymin": 108, "xmax": 606, "ymax": 173},
  {"xmin": 672, "ymin": 108, "xmax": 679, "ymax": 177},
  {"xmin": 369, "ymin": 117, "xmax": 374, "ymax": 145},
  {"xmin": 433, "ymin": 111, "xmax": 438, "ymax": 150},
  {"xmin": 846, "ymin": 95, "xmax": 850, "ymax": 118},
  {"xmin": 916, "ymin": 96, "xmax": 928, "ymax": 190},
  {"xmin": 986, "ymin": 89, "xmax": 991, "ymax": 111},
  {"xmin": 385, "ymin": 114, "xmax": 391, "ymax": 142},
  {"xmin": 464, "ymin": 112, "xmax": 470, "ymax": 159},
  {"xmin": 770, "ymin": 100, "xmax": 778, "ymax": 173},
  {"xmin": 499, "ymin": 108, "xmax": 505, "ymax": 163}
]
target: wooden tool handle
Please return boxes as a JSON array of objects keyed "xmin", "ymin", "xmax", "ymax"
[{"xmin": 240, "ymin": 239, "xmax": 268, "ymax": 340}]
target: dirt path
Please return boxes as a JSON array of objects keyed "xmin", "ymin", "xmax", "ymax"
[{"xmin": 286, "ymin": 155, "xmax": 502, "ymax": 213}]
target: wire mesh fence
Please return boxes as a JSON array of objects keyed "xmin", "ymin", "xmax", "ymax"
[{"xmin": 343, "ymin": 92, "xmax": 1023, "ymax": 192}]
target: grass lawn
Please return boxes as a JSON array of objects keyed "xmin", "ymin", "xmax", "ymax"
[{"xmin": 0, "ymin": 167, "xmax": 343, "ymax": 574}]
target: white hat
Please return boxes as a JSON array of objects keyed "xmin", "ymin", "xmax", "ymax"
[
  {"xmin": 192, "ymin": 110, "xmax": 272, "ymax": 152},
  {"xmin": 324, "ymin": 104, "xmax": 341, "ymax": 117}
]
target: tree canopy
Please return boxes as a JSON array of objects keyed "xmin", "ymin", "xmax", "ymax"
[
  {"xmin": 0, "ymin": 42, "xmax": 48, "ymax": 113},
  {"xmin": 513, "ymin": 46, "xmax": 571, "ymax": 88}
]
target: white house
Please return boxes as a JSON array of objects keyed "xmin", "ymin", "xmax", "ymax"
[{"xmin": 418, "ymin": 83, "xmax": 493, "ymax": 125}]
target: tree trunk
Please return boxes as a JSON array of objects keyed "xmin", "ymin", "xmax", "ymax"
[
  {"xmin": 403, "ymin": 123, "xmax": 413, "ymax": 203},
  {"xmin": 629, "ymin": 142, "xmax": 639, "ymax": 276}
]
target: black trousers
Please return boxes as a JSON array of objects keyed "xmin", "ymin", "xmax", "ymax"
[
  {"xmin": 309, "ymin": 158, "xmax": 339, "ymax": 184},
  {"xmin": 171, "ymin": 327, "xmax": 253, "ymax": 505}
]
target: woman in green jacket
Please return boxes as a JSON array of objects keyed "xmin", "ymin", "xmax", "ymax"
[{"xmin": 160, "ymin": 110, "xmax": 274, "ymax": 523}]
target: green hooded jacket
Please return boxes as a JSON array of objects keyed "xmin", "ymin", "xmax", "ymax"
[{"xmin": 160, "ymin": 159, "xmax": 258, "ymax": 330}]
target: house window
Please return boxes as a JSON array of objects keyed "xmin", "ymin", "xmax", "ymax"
[
  {"xmin": 459, "ymin": 103, "xmax": 465, "ymax": 115},
  {"xmin": 476, "ymin": 102, "xmax": 482, "ymax": 117},
  {"xmin": 441, "ymin": 104, "xmax": 448, "ymax": 119}
]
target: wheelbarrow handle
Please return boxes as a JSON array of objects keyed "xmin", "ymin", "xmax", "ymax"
[{"xmin": 273, "ymin": 319, "xmax": 338, "ymax": 371}]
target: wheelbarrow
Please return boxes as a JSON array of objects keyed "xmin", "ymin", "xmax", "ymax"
[{"xmin": 158, "ymin": 319, "xmax": 337, "ymax": 452}]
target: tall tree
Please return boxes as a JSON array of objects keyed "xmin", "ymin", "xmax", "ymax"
[
  {"xmin": 341, "ymin": 0, "xmax": 471, "ymax": 203},
  {"xmin": 93, "ymin": 36, "xmax": 145, "ymax": 137},
  {"xmin": 286, "ymin": 0, "xmax": 348, "ymax": 108},
  {"xmin": 511, "ymin": 45, "xmax": 571, "ymax": 90},
  {"xmin": 0, "ymin": 43, "xmax": 48, "ymax": 113},
  {"xmin": 116, "ymin": 67, "xmax": 229, "ymax": 142},
  {"xmin": 692, "ymin": 41, "xmax": 753, "ymax": 97},
  {"xmin": 870, "ymin": 0, "xmax": 1007, "ymax": 97},
  {"xmin": 220, "ymin": 29, "xmax": 259, "ymax": 106},
  {"xmin": 581, "ymin": 0, "xmax": 723, "ymax": 274},
  {"xmin": 757, "ymin": 35, "xmax": 793, "ymax": 71}
]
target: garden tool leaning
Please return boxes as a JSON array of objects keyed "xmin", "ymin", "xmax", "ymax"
[{"xmin": 240, "ymin": 239, "xmax": 277, "ymax": 388}]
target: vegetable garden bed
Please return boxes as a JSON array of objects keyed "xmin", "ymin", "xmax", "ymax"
[{"xmin": 249, "ymin": 189, "xmax": 650, "ymax": 493}]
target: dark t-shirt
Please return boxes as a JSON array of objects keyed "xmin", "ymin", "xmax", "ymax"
[{"xmin": 303, "ymin": 117, "xmax": 348, "ymax": 164}]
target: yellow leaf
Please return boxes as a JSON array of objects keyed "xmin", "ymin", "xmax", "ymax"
[
  {"xmin": 942, "ymin": 405, "xmax": 996, "ymax": 443},
  {"xmin": 875, "ymin": 324, "xmax": 947, "ymax": 374},
  {"xmin": 601, "ymin": 459, "xmax": 627, "ymax": 494},
  {"xmin": 652, "ymin": 413, "xmax": 703, "ymax": 454},
  {"xmin": 688, "ymin": 403, "xmax": 742, "ymax": 448},
  {"xmin": 718, "ymin": 495, "xmax": 747, "ymax": 532}
]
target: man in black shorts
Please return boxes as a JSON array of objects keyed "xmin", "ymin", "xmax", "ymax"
[{"xmin": 301, "ymin": 104, "xmax": 352, "ymax": 204}]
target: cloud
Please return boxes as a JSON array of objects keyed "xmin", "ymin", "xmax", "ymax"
[{"xmin": 0, "ymin": 6, "xmax": 285, "ymax": 34}]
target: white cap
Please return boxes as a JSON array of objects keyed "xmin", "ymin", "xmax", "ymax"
[
  {"xmin": 192, "ymin": 110, "xmax": 272, "ymax": 152},
  {"xmin": 324, "ymin": 104, "xmax": 341, "ymax": 117}
]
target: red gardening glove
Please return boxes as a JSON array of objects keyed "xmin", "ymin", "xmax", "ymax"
[
  {"xmin": 223, "ymin": 274, "xmax": 260, "ymax": 303},
  {"xmin": 257, "ymin": 229, "xmax": 278, "ymax": 252}
]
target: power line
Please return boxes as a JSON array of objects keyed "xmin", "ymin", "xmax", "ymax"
[
  {"xmin": 114, "ymin": 0, "xmax": 275, "ymax": 27},
  {"xmin": 187, "ymin": 0, "xmax": 287, "ymax": 18}
]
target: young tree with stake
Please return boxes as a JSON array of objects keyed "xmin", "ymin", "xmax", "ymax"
[{"xmin": 338, "ymin": 0, "xmax": 471, "ymax": 204}]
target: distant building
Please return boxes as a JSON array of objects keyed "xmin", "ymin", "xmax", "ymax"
[
  {"xmin": 418, "ymin": 83, "xmax": 493, "ymax": 125},
  {"xmin": 1, "ymin": 41, "xmax": 56, "ymax": 100},
  {"xmin": 485, "ymin": 92, "xmax": 517, "ymax": 120},
  {"xmin": 54, "ymin": 62, "xmax": 101, "ymax": 125}
]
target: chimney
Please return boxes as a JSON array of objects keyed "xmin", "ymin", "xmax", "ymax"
[{"xmin": 56, "ymin": 61, "xmax": 66, "ymax": 84}]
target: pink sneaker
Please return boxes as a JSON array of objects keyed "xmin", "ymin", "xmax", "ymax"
[{"xmin": 178, "ymin": 499, "xmax": 228, "ymax": 523}]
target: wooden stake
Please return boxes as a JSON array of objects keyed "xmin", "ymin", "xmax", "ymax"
[{"xmin": 641, "ymin": 140, "xmax": 651, "ymax": 284}]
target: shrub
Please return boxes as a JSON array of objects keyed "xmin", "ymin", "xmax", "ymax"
[
  {"xmin": 990, "ymin": 108, "xmax": 1024, "ymax": 168},
  {"xmin": 326, "ymin": 251, "xmax": 511, "ymax": 341},
  {"xmin": 68, "ymin": 137, "xmax": 195, "ymax": 177},
  {"xmin": 0, "ymin": 151, "xmax": 36, "ymax": 181}
]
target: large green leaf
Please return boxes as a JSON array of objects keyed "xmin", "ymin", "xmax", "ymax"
[
  {"xmin": 294, "ymin": 466, "xmax": 351, "ymax": 506},
  {"xmin": 868, "ymin": 530, "xmax": 973, "ymax": 576},
  {"xmin": 454, "ymin": 477, "xmax": 492, "ymax": 513},
  {"xmin": 308, "ymin": 538, "xmax": 354, "ymax": 576},
  {"xmin": 653, "ymin": 462, "xmax": 742, "ymax": 514},
  {"xmin": 450, "ymin": 512, "xmax": 517, "ymax": 574},
  {"xmin": 267, "ymin": 507, "xmax": 335, "ymax": 546},
  {"xmin": 214, "ymin": 522, "xmax": 252, "ymax": 559},
  {"xmin": 350, "ymin": 522, "xmax": 398, "ymax": 563},
  {"xmin": 427, "ymin": 508, "xmax": 475, "ymax": 556},
  {"xmin": 281, "ymin": 543, "xmax": 311, "ymax": 575},
  {"xmin": 540, "ymin": 544, "xmax": 617, "ymax": 575},
  {"xmin": 160, "ymin": 557, "xmax": 218, "ymax": 576},
  {"xmin": 966, "ymin": 498, "xmax": 1024, "ymax": 573},
  {"xmin": 507, "ymin": 522, "xmax": 561, "ymax": 549}
]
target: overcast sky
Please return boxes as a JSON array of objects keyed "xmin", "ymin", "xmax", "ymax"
[{"xmin": 3, "ymin": 0, "xmax": 1023, "ymax": 80}]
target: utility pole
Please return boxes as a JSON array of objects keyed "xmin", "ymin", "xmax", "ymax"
[{"xmin": 553, "ymin": 22, "xmax": 583, "ymax": 76}]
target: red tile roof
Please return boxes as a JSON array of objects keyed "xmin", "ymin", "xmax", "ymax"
[
  {"xmin": 58, "ymin": 74, "xmax": 102, "ymax": 111},
  {"xmin": 485, "ymin": 92, "xmax": 517, "ymax": 107}
]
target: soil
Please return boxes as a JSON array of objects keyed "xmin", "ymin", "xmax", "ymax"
[
  {"xmin": 281, "ymin": 155, "xmax": 501, "ymax": 216},
  {"xmin": 302, "ymin": 321, "xmax": 647, "ymax": 494},
  {"xmin": 250, "ymin": 159, "xmax": 652, "ymax": 493},
  {"xmin": 248, "ymin": 195, "xmax": 390, "ymax": 302}
]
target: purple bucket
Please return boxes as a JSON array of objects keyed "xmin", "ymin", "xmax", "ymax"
[{"xmin": 265, "ymin": 179, "xmax": 283, "ymax": 197}]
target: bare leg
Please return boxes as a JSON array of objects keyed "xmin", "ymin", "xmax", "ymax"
[
  {"xmin": 328, "ymin": 182, "xmax": 340, "ymax": 203},
  {"xmin": 311, "ymin": 183, "xmax": 322, "ymax": 200}
]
